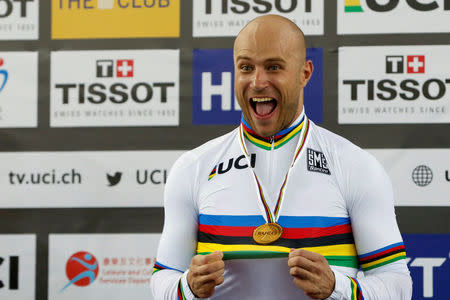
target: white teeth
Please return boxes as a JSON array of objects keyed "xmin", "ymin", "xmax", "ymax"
[{"xmin": 252, "ymin": 97, "xmax": 274, "ymax": 102}]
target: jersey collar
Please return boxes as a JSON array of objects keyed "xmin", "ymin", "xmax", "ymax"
[{"xmin": 240, "ymin": 110, "xmax": 305, "ymax": 151}]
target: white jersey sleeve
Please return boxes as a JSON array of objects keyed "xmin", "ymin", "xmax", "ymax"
[
  {"xmin": 328, "ymin": 145, "xmax": 412, "ymax": 299},
  {"xmin": 150, "ymin": 151, "xmax": 200, "ymax": 300}
]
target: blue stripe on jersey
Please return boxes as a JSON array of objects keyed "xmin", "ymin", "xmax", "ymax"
[
  {"xmin": 199, "ymin": 214, "xmax": 350, "ymax": 228},
  {"xmin": 358, "ymin": 242, "xmax": 404, "ymax": 259},
  {"xmin": 199, "ymin": 214, "xmax": 265, "ymax": 226},
  {"xmin": 155, "ymin": 261, "xmax": 182, "ymax": 273},
  {"xmin": 241, "ymin": 114, "xmax": 305, "ymax": 136},
  {"xmin": 278, "ymin": 216, "xmax": 350, "ymax": 228}
]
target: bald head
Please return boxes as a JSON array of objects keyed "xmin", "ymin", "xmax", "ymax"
[
  {"xmin": 234, "ymin": 15, "xmax": 306, "ymax": 64},
  {"xmin": 232, "ymin": 14, "xmax": 313, "ymax": 137}
]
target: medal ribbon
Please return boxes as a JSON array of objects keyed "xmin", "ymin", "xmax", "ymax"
[{"xmin": 238, "ymin": 116, "xmax": 310, "ymax": 224}]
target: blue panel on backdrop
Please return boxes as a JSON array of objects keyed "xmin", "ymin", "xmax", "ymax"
[
  {"xmin": 403, "ymin": 234, "xmax": 450, "ymax": 299},
  {"xmin": 192, "ymin": 48, "xmax": 323, "ymax": 125}
]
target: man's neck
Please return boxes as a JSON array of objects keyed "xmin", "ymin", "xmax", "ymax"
[{"xmin": 240, "ymin": 110, "xmax": 306, "ymax": 150}]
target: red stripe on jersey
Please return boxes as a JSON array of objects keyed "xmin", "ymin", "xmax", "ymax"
[{"xmin": 359, "ymin": 245, "xmax": 405, "ymax": 263}]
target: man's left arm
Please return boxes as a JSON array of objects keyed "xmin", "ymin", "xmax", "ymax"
[{"xmin": 289, "ymin": 149, "xmax": 412, "ymax": 299}]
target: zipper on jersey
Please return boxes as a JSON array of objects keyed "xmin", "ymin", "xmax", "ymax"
[{"xmin": 267, "ymin": 135, "xmax": 275, "ymax": 207}]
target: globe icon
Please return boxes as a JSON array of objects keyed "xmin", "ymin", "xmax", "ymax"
[{"xmin": 412, "ymin": 165, "xmax": 433, "ymax": 187}]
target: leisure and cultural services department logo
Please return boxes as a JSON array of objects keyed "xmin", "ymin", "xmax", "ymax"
[
  {"xmin": 0, "ymin": 58, "xmax": 8, "ymax": 93},
  {"xmin": 48, "ymin": 234, "xmax": 162, "ymax": 300},
  {"xmin": 0, "ymin": 52, "xmax": 38, "ymax": 128},
  {"xmin": 412, "ymin": 165, "xmax": 433, "ymax": 187},
  {"xmin": 61, "ymin": 251, "xmax": 99, "ymax": 292}
]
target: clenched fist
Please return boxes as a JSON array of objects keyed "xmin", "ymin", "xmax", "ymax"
[
  {"xmin": 288, "ymin": 249, "xmax": 335, "ymax": 299},
  {"xmin": 187, "ymin": 251, "xmax": 225, "ymax": 298}
]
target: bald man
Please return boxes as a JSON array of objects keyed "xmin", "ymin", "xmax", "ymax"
[{"xmin": 151, "ymin": 15, "xmax": 412, "ymax": 299}]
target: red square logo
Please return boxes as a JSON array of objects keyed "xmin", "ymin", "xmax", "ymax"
[
  {"xmin": 407, "ymin": 55, "xmax": 425, "ymax": 74},
  {"xmin": 116, "ymin": 59, "xmax": 134, "ymax": 78}
]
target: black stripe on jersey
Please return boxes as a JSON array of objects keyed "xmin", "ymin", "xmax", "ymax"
[
  {"xmin": 359, "ymin": 247, "xmax": 406, "ymax": 265},
  {"xmin": 198, "ymin": 232, "xmax": 355, "ymax": 248},
  {"xmin": 245, "ymin": 130, "xmax": 285, "ymax": 143}
]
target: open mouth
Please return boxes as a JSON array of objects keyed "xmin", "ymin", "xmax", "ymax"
[{"xmin": 250, "ymin": 97, "xmax": 277, "ymax": 117}]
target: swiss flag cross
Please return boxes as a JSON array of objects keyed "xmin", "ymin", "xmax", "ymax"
[
  {"xmin": 407, "ymin": 55, "xmax": 425, "ymax": 74},
  {"xmin": 116, "ymin": 60, "xmax": 134, "ymax": 78}
]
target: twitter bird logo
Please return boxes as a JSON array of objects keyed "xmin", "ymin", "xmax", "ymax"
[{"xmin": 107, "ymin": 172, "xmax": 122, "ymax": 186}]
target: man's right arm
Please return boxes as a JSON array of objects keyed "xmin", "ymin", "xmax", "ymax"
[
  {"xmin": 150, "ymin": 152, "xmax": 199, "ymax": 299},
  {"xmin": 150, "ymin": 152, "xmax": 225, "ymax": 299}
]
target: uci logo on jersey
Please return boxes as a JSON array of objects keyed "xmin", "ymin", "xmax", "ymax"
[{"xmin": 208, "ymin": 153, "xmax": 256, "ymax": 180}]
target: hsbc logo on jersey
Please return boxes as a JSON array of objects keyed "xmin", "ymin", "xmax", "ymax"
[
  {"xmin": 193, "ymin": 0, "xmax": 324, "ymax": 37},
  {"xmin": 96, "ymin": 60, "xmax": 134, "ymax": 78},
  {"xmin": 339, "ymin": 46, "xmax": 450, "ymax": 124},
  {"xmin": 386, "ymin": 56, "xmax": 425, "ymax": 74},
  {"xmin": 338, "ymin": 0, "xmax": 450, "ymax": 34},
  {"xmin": 50, "ymin": 50, "xmax": 179, "ymax": 127}
]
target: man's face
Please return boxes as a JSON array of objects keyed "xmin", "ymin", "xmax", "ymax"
[{"xmin": 234, "ymin": 23, "xmax": 312, "ymax": 137}]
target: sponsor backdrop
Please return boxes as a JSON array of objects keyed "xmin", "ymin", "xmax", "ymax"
[
  {"xmin": 48, "ymin": 234, "xmax": 160, "ymax": 300},
  {"xmin": 0, "ymin": 1, "xmax": 448, "ymax": 299}
]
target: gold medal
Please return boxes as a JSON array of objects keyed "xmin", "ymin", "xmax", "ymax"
[{"xmin": 253, "ymin": 223, "xmax": 283, "ymax": 245}]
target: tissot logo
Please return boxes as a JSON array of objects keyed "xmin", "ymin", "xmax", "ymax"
[
  {"xmin": 107, "ymin": 172, "xmax": 122, "ymax": 186},
  {"xmin": 0, "ymin": 0, "xmax": 38, "ymax": 40},
  {"xmin": 343, "ymin": 53, "xmax": 448, "ymax": 101},
  {"xmin": 339, "ymin": 46, "xmax": 450, "ymax": 124},
  {"xmin": 50, "ymin": 50, "xmax": 179, "ymax": 127},
  {"xmin": 193, "ymin": 0, "xmax": 324, "ymax": 37},
  {"xmin": 204, "ymin": 0, "xmax": 309, "ymax": 14},
  {"xmin": 0, "ymin": 256, "xmax": 19, "ymax": 290},
  {"xmin": 386, "ymin": 55, "xmax": 425, "ymax": 74},
  {"xmin": 193, "ymin": 48, "xmax": 323, "ymax": 124},
  {"xmin": 55, "ymin": 58, "xmax": 173, "ymax": 105},
  {"xmin": 0, "ymin": 0, "xmax": 34, "ymax": 18},
  {"xmin": 96, "ymin": 59, "xmax": 134, "ymax": 78}
]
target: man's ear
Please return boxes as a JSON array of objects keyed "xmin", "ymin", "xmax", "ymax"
[{"xmin": 300, "ymin": 60, "xmax": 314, "ymax": 88}]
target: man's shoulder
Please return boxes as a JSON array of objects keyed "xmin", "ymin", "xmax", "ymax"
[
  {"xmin": 173, "ymin": 128, "xmax": 238, "ymax": 170},
  {"xmin": 309, "ymin": 122, "xmax": 361, "ymax": 153},
  {"xmin": 190, "ymin": 128, "xmax": 238, "ymax": 158},
  {"xmin": 309, "ymin": 122, "xmax": 378, "ymax": 167}
]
